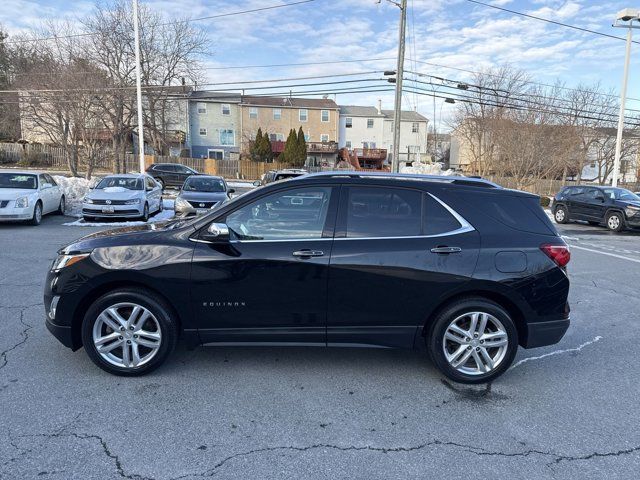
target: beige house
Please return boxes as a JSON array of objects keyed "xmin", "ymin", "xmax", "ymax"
[{"xmin": 240, "ymin": 96, "xmax": 340, "ymax": 152}]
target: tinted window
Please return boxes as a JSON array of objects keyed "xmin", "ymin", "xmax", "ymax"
[
  {"xmin": 226, "ymin": 187, "xmax": 332, "ymax": 240},
  {"xmin": 424, "ymin": 194, "xmax": 461, "ymax": 235},
  {"xmin": 175, "ymin": 165, "xmax": 192, "ymax": 174},
  {"xmin": 158, "ymin": 164, "xmax": 176, "ymax": 172},
  {"xmin": 345, "ymin": 187, "xmax": 422, "ymax": 238}
]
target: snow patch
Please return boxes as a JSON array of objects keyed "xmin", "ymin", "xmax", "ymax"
[
  {"xmin": 400, "ymin": 162, "xmax": 454, "ymax": 176},
  {"xmin": 53, "ymin": 175, "xmax": 98, "ymax": 218}
]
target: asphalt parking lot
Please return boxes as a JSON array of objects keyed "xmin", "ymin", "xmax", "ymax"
[{"xmin": 1, "ymin": 215, "xmax": 639, "ymax": 479}]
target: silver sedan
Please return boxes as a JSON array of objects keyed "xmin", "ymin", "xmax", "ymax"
[{"xmin": 82, "ymin": 174, "xmax": 163, "ymax": 222}]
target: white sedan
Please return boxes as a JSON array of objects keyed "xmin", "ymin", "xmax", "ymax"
[{"xmin": 0, "ymin": 171, "xmax": 65, "ymax": 226}]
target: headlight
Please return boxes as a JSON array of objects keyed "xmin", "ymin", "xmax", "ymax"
[
  {"xmin": 84, "ymin": 197, "xmax": 94, "ymax": 204},
  {"xmin": 15, "ymin": 196, "xmax": 29, "ymax": 208},
  {"xmin": 625, "ymin": 206, "xmax": 640, "ymax": 217},
  {"xmin": 125, "ymin": 198, "xmax": 141, "ymax": 205},
  {"xmin": 51, "ymin": 253, "xmax": 90, "ymax": 271},
  {"xmin": 175, "ymin": 196, "xmax": 191, "ymax": 209}
]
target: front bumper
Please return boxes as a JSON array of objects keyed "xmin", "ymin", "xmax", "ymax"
[
  {"xmin": 45, "ymin": 316, "xmax": 75, "ymax": 349},
  {"xmin": 82, "ymin": 203, "xmax": 143, "ymax": 218},
  {"xmin": 523, "ymin": 318, "xmax": 570, "ymax": 348},
  {"xmin": 0, "ymin": 204, "xmax": 34, "ymax": 221}
]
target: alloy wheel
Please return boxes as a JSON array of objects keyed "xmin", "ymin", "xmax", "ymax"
[
  {"xmin": 442, "ymin": 311, "xmax": 509, "ymax": 376},
  {"xmin": 92, "ymin": 302, "xmax": 162, "ymax": 369}
]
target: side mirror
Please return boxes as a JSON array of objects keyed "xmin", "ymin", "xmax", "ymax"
[
  {"xmin": 252, "ymin": 180, "xmax": 261, "ymax": 187},
  {"xmin": 201, "ymin": 223, "xmax": 230, "ymax": 243},
  {"xmin": 227, "ymin": 188, "xmax": 236, "ymax": 194}
]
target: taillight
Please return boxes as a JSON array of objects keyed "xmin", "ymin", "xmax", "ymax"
[{"xmin": 540, "ymin": 244, "xmax": 571, "ymax": 268}]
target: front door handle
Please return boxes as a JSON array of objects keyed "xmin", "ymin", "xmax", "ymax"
[
  {"xmin": 430, "ymin": 246, "xmax": 462, "ymax": 254},
  {"xmin": 292, "ymin": 249, "xmax": 324, "ymax": 258}
]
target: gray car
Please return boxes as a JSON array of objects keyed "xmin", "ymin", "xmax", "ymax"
[
  {"xmin": 82, "ymin": 174, "xmax": 163, "ymax": 222},
  {"xmin": 174, "ymin": 175, "xmax": 234, "ymax": 216}
]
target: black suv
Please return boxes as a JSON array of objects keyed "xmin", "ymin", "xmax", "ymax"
[
  {"xmin": 45, "ymin": 173, "xmax": 571, "ymax": 383},
  {"xmin": 552, "ymin": 186, "xmax": 640, "ymax": 232},
  {"xmin": 146, "ymin": 163, "xmax": 199, "ymax": 189}
]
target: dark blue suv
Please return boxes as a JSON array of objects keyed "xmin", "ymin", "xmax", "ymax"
[
  {"xmin": 552, "ymin": 186, "xmax": 640, "ymax": 232},
  {"xmin": 45, "ymin": 173, "xmax": 571, "ymax": 384}
]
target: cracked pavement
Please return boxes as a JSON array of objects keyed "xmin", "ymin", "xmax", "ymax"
[{"xmin": 1, "ymin": 216, "xmax": 639, "ymax": 479}]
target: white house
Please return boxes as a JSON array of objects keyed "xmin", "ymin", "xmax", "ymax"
[
  {"xmin": 339, "ymin": 101, "xmax": 429, "ymax": 163},
  {"xmin": 188, "ymin": 91, "xmax": 241, "ymax": 160}
]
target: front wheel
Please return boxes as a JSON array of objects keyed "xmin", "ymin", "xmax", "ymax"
[
  {"xmin": 29, "ymin": 201, "xmax": 42, "ymax": 226},
  {"xmin": 606, "ymin": 211, "xmax": 624, "ymax": 232},
  {"xmin": 140, "ymin": 203, "xmax": 149, "ymax": 222},
  {"xmin": 554, "ymin": 205, "xmax": 569, "ymax": 224},
  {"xmin": 427, "ymin": 298, "xmax": 518, "ymax": 384},
  {"xmin": 81, "ymin": 289, "xmax": 179, "ymax": 376}
]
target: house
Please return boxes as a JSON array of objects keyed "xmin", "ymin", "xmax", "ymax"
[
  {"xmin": 240, "ymin": 96, "xmax": 340, "ymax": 163},
  {"xmin": 338, "ymin": 101, "xmax": 429, "ymax": 166},
  {"xmin": 188, "ymin": 91, "xmax": 241, "ymax": 160}
]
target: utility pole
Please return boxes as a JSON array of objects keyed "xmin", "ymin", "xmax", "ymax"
[
  {"xmin": 132, "ymin": 0, "xmax": 145, "ymax": 174},
  {"xmin": 612, "ymin": 9, "xmax": 640, "ymax": 187},
  {"xmin": 390, "ymin": 0, "xmax": 407, "ymax": 173}
]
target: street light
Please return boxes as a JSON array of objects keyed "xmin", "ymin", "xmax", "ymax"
[
  {"xmin": 132, "ymin": 0, "xmax": 145, "ymax": 174},
  {"xmin": 611, "ymin": 8, "xmax": 640, "ymax": 187}
]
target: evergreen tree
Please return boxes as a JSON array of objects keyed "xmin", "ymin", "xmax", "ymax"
[
  {"xmin": 296, "ymin": 127, "xmax": 307, "ymax": 166},
  {"xmin": 250, "ymin": 128, "xmax": 264, "ymax": 161},
  {"xmin": 282, "ymin": 129, "xmax": 298, "ymax": 165},
  {"xmin": 262, "ymin": 131, "xmax": 273, "ymax": 162}
]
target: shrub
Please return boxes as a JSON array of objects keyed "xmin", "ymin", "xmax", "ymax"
[{"xmin": 540, "ymin": 196, "xmax": 551, "ymax": 208}]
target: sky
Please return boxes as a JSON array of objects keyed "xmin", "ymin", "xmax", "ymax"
[{"xmin": 1, "ymin": 0, "xmax": 639, "ymax": 130}]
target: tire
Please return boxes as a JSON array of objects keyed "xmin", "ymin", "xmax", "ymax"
[
  {"xmin": 81, "ymin": 288, "xmax": 179, "ymax": 376},
  {"xmin": 29, "ymin": 201, "xmax": 42, "ymax": 226},
  {"xmin": 140, "ymin": 203, "xmax": 149, "ymax": 222},
  {"xmin": 606, "ymin": 211, "xmax": 624, "ymax": 232},
  {"xmin": 158, "ymin": 197, "xmax": 164, "ymax": 213},
  {"xmin": 56, "ymin": 196, "xmax": 65, "ymax": 215},
  {"xmin": 155, "ymin": 178, "xmax": 165, "ymax": 190},
  {"xmin": 554, "ymin": 205, "xmax": 569, "ymax": 224},
  {"xmin": 427, "ymin": 297, "xmax": 519, "ymax": 384}
]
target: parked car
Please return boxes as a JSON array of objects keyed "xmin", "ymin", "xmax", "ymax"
[
  {"xmin": 552, "ymin": 185, "xmax": 640, "ymax": 232},
  {"xmin": 45, "ymin": 172, "xmax": 570, "ymax": 383},
  {"xmin": 254, "ymin": 168, "xmax": 307, "ymax": 186},
  {"xmin": 82, "ymin": 174, "xmax": 163, "ymax": 222},
  {"xmin": 174, "ymin": 175, "xmax": 234, "ymax": 216},
  {"xmin": 146, "ymin": 163, "xmax": 199, "ymax": 189},
  {"xmin": 0, "ymin": 170, "xmax": 65, "ymax": 226}
]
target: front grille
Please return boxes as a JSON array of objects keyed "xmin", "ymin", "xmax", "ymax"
[
  {"xmin": 89, "ymin": 199, "xmax": 130, "ymax": 205},
  {"xmin": 188, "ymin": 201, "xmax": 218, "ymax": 209},
  {"xmin": 0, "ymin": 200, "xmax": 9, "ymax": 208},
  {"xmin": 83, "ymin": 208, "xmax": 140, "ymax": 216}
]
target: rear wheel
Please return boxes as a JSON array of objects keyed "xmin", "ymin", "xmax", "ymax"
[
  {"xmin": 56, "ymin": 196, "xmax": 65, "ymax": 215},
  {"xmin": 606, "ymin": 211, "xmax": 624, "ymax": 232},
  {"xmin": 554, "ymin": 205, "xmax": 569, "ymax": 224},
  {"xmin": 427, "ymin": 298, "xmax": 518, "ymax": 384},
  {"xmin": 155, "ymin": 178, "xmax": 165, "ymax": 190},
  {"xmin": 81, "ymin": 289, "xmax": 178, "ymax": 376},
  {"xmin": 29, "ymin": 201, "xmax": 42, "ymax": 226}
]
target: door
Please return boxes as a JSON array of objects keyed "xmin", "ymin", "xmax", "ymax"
[
  {"xmin": 327, "ymin": 186, "xmax": 480, "ymax": 349},
  {"xmin": 157, "ymin": 164, "xmax": 178, "ymax": 186},
  {"xmin": 581, "ymin": 188, "xmax": 608, "ymax": 221},
  {"xmin": 145, "ymin": 176, "xmax": 162, "ymax": 212},
  {"xmin": 44, "ymin": 174, "xmax": 62, "ymax": 212},
  {"xmin": 175, "ymin": 165, "xmax": 194, "ymax": 186},
  {"xmin": 191, "ymin": 185, "xmax": 338, "ymax": 345},
  {"xmin": 38, "ymin": 174, "xmax": 55, "ymax": 213}
]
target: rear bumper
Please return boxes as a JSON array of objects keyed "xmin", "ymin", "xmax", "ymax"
[{"xmin": 523, "ymin": 318, "xmax": 570, "ymax": 348}]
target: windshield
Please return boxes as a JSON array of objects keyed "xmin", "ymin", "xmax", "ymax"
[
  {"xmin": 275, "ymin": 173, "xmax": 304, "ymax": 181},
  {"xmin": 95, "ymin": 177, "xmax": 143, "ymax": 190},
  {"xmin": 0, "ymin": 173, "xmax": 37, "ymax": 189},
  {"xmin": 183, "ymin": 177, "xmax": 226, "ymax": 193},
  {"xmin": 603, "ymin": 188, "xmax": 640, "ymax": 202}
]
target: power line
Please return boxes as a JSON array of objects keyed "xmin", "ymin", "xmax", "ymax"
[
  {"xmin": 461, "ymin": 0, "xmax": 639, "ymax": 45},
  {"xmin": 3, "ymin": 0, "xmax": 317, "ymax": 45}
]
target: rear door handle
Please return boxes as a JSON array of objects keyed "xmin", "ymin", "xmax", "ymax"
[
  {"xmin": 430, "ymin": 246, "xmax": 462, "ymax": 254},
  {"xmin": 292, "ymin": 249, "xmax": 325, "ymax": 258}
]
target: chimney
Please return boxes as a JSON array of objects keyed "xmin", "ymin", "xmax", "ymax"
[{"xmin": 377, "ymin": 99, "xmax": 382, "ymax": 115}]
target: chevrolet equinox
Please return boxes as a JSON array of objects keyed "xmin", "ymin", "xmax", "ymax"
[{"xmin": 45, "ymin": 172, "xmax": 571, "ymax": 383}]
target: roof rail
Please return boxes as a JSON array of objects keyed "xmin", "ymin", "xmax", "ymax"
[{"xmin": 304, "ymin": 171, "xmax": 500, "ymax": 188}]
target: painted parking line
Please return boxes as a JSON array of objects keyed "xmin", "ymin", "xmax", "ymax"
[{"xmin": 569, "ymin": 244, "xmax": 640, "ymax": 264}]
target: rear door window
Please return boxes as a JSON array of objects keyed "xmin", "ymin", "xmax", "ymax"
[
  {"xmin": 424, "ymin": 194, "xmax": 462, "ymax": 235},
  {"xmin": 345, "ymin": 187, "xmax": 422, "ymax": 238}
]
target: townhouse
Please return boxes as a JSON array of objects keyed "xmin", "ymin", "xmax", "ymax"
[{"xmin": 188, "ymin": 91, "xmax": 241, "ymax": 160}]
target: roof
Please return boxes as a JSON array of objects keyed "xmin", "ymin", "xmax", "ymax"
[
  {"xmin": 103, "ymin": 173, "xmax": 146, "ymax": 178},
  {"xmin": 241, "ymin": 96, "xmax": 339, "ymax": 109},
  {"xmin": 340, "ymin": 106, "xmax": 384, "ymax": 117},
  {"xmin": 303, "ymin": 171, "xmax": 499, "ymax": 188},
  {"xmin": 0, "ymin": 169, "xmax": 46, "ymax": 175},
  {"xmin": 381, "ymin": 110, "xmax": 429, "ymax": 122},
  {"xmin": 190, "ymin": 91, "xmax": 241, "ymax": 102}
]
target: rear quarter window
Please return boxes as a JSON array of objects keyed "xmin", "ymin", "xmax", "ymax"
[
  {"xmin": 424, "ymin": 194, "xmax": 461, "ymax": 235},
  {"xmin": 455, "ymin": 191, "xmax": 557, "ymax": 235}
]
